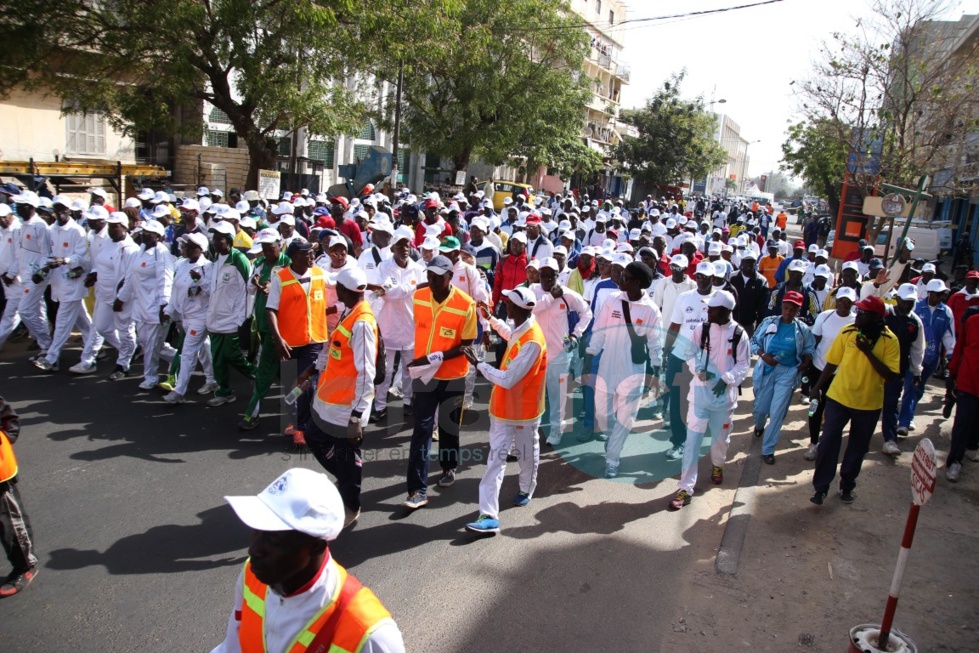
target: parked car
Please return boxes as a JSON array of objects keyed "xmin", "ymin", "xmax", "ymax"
[{"xmin": 482, "ymin": 180, "xmax": 535, "ymax": 211}]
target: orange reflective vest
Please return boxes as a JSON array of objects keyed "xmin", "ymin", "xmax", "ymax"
[
  {"xmin": 489, "ymin": 321, "xmax": 547, "ymax": 422},
  {"xmin": 316, "ymin": 301, "xmax": 377, "ymax": 407},
  {"xmin": 275, "ymin": 267, "xmax": 328, "ymax": 347},
  {"xmin": 412, "ymin": 286, "xmax": 474, "ymax": 380},
  {"xmin": 0, "ymin": 430, "xmax": 16, "ymax": 483},
  {"xmin": 238, "ymin": 558, "xmax": 393, "ymax": 653}
]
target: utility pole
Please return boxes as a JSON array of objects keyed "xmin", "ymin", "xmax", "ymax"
[{"xmin": 389, "ymin": 60, "xmax": 404, "ymax": 200}]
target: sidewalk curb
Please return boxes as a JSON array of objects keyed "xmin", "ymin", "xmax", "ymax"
[{"xmin": 715, "ymin": 435, "xmax": 762, "ymax": 575}]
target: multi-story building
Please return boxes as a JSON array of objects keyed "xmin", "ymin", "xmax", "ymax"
[{"xmin": 532, "ymin": 0, "xmax": 631, "ymax": 197}]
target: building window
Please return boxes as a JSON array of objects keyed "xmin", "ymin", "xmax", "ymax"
[
  {"xmin": 209, "ymin": 106, "xmax": 233, "ymax": 125},
  {"xmin": 308, "ymin": 140, "xmax": 336, "ymax": 168},
  {"xmin": 278, "ymin": 136, "xmax": 292, "ymax": 157},
  {"xmin": 596, "ymin": 0, "xmax": 601, "ymax": 15},
  {"xmin": 357, "ymin": 120, "xmax": 376, "ymax": 141},
  {"xmin": 66, "ymin": 110, "xmax": 107, "ymax": 155},
  {"xmin": 609, "ymin": 10, "xmax": 614, "ymax": 24},
  {"xmin": 207, "ymin": 130, "xmax": 230, "ymax": 148}
]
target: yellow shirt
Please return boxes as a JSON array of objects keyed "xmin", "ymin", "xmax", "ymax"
[{"xmin": 825, "ymin": 325, "xmax": 901, "ymax": 411}]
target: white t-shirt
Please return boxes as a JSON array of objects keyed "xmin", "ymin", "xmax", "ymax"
[
  {"xmin": 669, "ymin": 288, "xmax": 715, "ymax": 357},
  {"xmin": 811, "ymin": 308, "xmax": 856, "ymax": 370}
]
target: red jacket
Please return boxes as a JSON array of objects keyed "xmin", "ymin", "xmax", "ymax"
[
  {"xmin": 492, "ymin": 252, "xmax": 528, "ymax": 304},
  {"xmin": 947, "ymin": 290, "xmax": 979, "ymax": 329},
  {"xmin": 950, "ymin": 311, "xmax": 979, "ymax": 397}
]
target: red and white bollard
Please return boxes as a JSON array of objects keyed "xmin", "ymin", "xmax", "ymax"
[{"xmin": 844, "ymin": 439, "xmax": 936, "ymax": 653}]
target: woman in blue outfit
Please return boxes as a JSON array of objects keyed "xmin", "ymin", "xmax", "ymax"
[{"xmin": 750, "ymin": 290, "xmax": 816, "ymax": 464}]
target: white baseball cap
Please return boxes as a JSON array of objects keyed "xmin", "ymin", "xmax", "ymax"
[
  {"xmin": 225, "ymin": 468, "xmax": 344, "ymax": 541},
  {"xmin": 510, "ymin": 232, "xmax": 528, "ymax": 244},
  {"xmin": 151, "ymin": 204, "xmax": 171, "ymax": 219},
  {"xmin": 252, "ymin": 227, "xmax": 281, "ymax": 245},
  {"xmin": 808, "ymin": 244, "xmax": 819, "ymax": 253},
  {"xmin": 708, "ymin": 242, "xmax": 723, "ymax": 256},
  {"xmin": 85, "ymin": 205, "xmax": 109, "ymax": 222},
  {"xmin": 708, "ymin": 290, "xmax": 736, "ymax": 310},
  {"xmin": 921, "ymin": 263, "xmax": 937, "ymax": 273},
  {"xmin": 105, "ymin": 211, "xmax": 128, "ymax": 225},
  {"xmin": 140, "ymin": 220, "xmax": 166, "ymax": 236},
  {"xmin": 925, "ymin": 278, "xmax": 947, "ymax": 293},
  {"xmin": 836, "ymin": 287, "xmax": 858, "ymax": 302},
  {"xmin": 538, "ymin": 257, "xmax": 559, "ymax": 271},
  {"xmin": 137, "ymin": 188, "xmax": 155, "ymax": 201},
  {"xmin": 239, "ymin": 216, "xmax": 257, "ymax": 230},
  {"xmin": 670, "ymin": 254, "xmax": 688, "ymax": 268},
  {"xmin": 420, "ymin": 236, "xmax": 440, "ymax": 251},
  {"xmin": 336, "ymin": 267, "xmax": 368, "ymax": 291},
  {"xmin": 896, "ymin": 283, "xmax": 918, "ymax": 301},
  {"xmin": 611, "ymin": 253, "xmax": 632, "ymax": 268},
  {"xmin": 788, "ymin": 259, "xmax": 808, "ymax": 273},
  {"xmin": 278, "ymin": 214, "xmax": 296, "ymax": 226},
  {"xmin": 842, "ymin": 261, "xmax": 860, "ymax": 272},
  {"xmin": 816, "ymin": 249, "xmax": 829, "ymax": 259},
  {"xmin": 179, "ymin": 232, "xmax": 210, "ymax": 251},
  {"xmin": 813, "ymin": 264, "xmax": 832, "ymax": 278},
  {"xmin": 506, "ymin": 286, "xmax": 537, "ymax": 309},
  {"xmin": 327, "ymin": 235, "xmax": 348, "ymax": 251},
  {"xmin": 209, "ymin": 221, "xmax": 236, "ymax": 238},
  {"xmin": 392, "ymin": 225, "xmax": 414, "ymax": 244},
  {"xmin": 695, "ymin": 261, "xmax": 715, "ymax": 276}
]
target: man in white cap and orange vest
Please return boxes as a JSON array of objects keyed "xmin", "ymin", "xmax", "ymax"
[
  {"xmin": 0, "ymin": 395, "xmax": 37, "ymax": 598},
  {"xmin": 301, "ymin": 267, "xmax": 377, "ymax": 527},
  {"xmin": 402, "ymin": 255, "xmax": 477, "ymax": 510},
  {"xmin": 464, "ymin": 286, "xmax": 547, "ymax": 534},
  {"xmin": 212, "ymin": 468, "xmax": 404, "ymax": 652}
]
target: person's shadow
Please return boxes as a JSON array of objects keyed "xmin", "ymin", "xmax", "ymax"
[{"xmin": 46, "ymin": 506, "xmax": 248, "ymax": 574}]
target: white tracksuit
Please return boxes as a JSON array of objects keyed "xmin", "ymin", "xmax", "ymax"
[
  {"xmin": 586, "ymin": 290, "xmax": 664, "ymax": 472},
  {"xmin": 118, "ymin": 243, "xmax": 174, "ymax": 384},
  {"xmin": 374, "ymin": 257, "xmax": 426, "ymax": 411},
  {"xmin": 166, "ymin": 257, "xmax": 214, "ymax": 395},
  {"xmin": 475, "ymin": 317, "xmax": 544, "ymax": 520},
  {"xmin": 80, "ymin": 226, "xmax": 111, "ymax": 359},
  {"xmin": 676, "ymin": 321, "xmax": 751, "ymax": 495},
  {"xmin": 17, "ymin": 215, "xmax": 53, "ymax": 350},
  {"xmin": 43, "ymin": 218, "xmax": 92, "ymax": 365},
  {"xmin": 0, "ymin": 218, "xmax": 22, "ymax": 349},
  {"xmin": 530, "ymin": 284, "xmax": 592, "ymax": 442},
  {"xmin": 80, "ymin": 235, "xmax": 139, "ymax": 369}
]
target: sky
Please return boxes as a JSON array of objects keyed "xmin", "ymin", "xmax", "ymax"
[{"xmin": 617, "ymin": 0, "xmax": 979, "ymax": 181}]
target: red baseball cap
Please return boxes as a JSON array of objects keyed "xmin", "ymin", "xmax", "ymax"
[
  {"xmin": 526, "ymin": 213, "xmax": 542, "ymax": 224},
  {"xmin": 783, "ymin": 290, "xmax": 804, "ymax": 306},
  {"xmin": 966, "ymin": 270, "xmax": 979, "ymax": 280},
  {"xmin": 793, "ymin": 239, "xmax": 806, "ymax": 249},
  {"xmin": 854, "ymin": 295, "xmax": 886, "ymax": 316},
  {"xmin": 329, "ymin": 196, "xmax": 349, "ymax": 209},
  {"xmin": 423, "ymin": 198, "xmax": 440, "ymax": 210}
]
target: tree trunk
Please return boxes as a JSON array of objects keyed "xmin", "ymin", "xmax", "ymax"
[
  {"xmin": 453, "ymin": 148, "xmax": 472, "ymax": 183},
  {"xmin": 243, "ymin": 132, "xmax": 278, "ymax": 190}
]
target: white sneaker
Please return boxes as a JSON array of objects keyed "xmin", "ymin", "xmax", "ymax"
[
  {"xmin": 69, "ymin": 361, "xmax": 97, "ymax": 375},
  {"xmin": 966, "ymin": 450, "xmax": 979, "ymax": 462},
  {"xmin": 882, "ymin": 440, "xmax": 901, "ymax": 457},
  {"xmin": 389, "ymin": 385, "xmax": 403, "ymax": 399},
  {"xmin": 138, "ymin": 379, "xmax": 158, "ymax": 391},
  {"xmin": 908, "ymin": 421, "xmax": 917, "ymax": 432},
  {"xmin": 546, "ymin": 434, "xmax": 562, "ymax": 447},
  {"xmin": 196, "ymin": 381, "xmax": 219, "ymax": 395},
  {"xmin": 164, "ymin": 391, "xmax": 186, "ymax": 404},
  {"xmin": 803, "ymin": 443, "xmax": 819, "ymax": 461},
  {"xmin": 946, "ymin": 462, "xmax": 962, "ymax": 482},
  {"xmin": 207, "ymin": 393, "xmax": 236, "ymax": 407}
]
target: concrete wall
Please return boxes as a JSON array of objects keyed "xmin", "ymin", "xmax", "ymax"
[
  {"xmin": 174, "ymin": 144, "xmax": 250, "ymax": 193},
  {"xmin": 0, "ymin": 87, "xmax": 135, "ymax": 163}
]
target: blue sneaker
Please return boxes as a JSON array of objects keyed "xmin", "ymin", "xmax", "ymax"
[
  {"xmin": 513, "ymin": 491, "xmax": 531, "ymax": 507},
  {"xmin": 465, "ymin": 515, "xmax": 500, "ymax": 535}
]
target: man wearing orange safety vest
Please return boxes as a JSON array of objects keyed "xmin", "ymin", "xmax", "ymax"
[
  {"xmin": 302, "ymin": 267, "xmax": 377, "ymax": 528},
  {"xmin": 402, "ymin": 255, "xmax": 477, "ymax": 510},
  {"xmin": 213, "ymin": 468, "xmax": 404, "ymax": 653},
  {"xmin": 464, "ymin": 287, "xmax": 547, "ymax": 535},
  {"xmin": 0, "ymin": 396, "xmax": 37, "ymax": 598},
  {"xmin": 249, "ymin": 241, "xmax": 326, "ymax": 443}
]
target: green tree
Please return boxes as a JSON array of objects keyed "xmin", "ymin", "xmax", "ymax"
[
  {"xmin": 388, "ymin": 0, "xmax": 591, "ymax": 174},
  {"xmin": 781, "ymin": 119, "xmax": 849, "ymax": 218},
  {"xmin": 0, "ymin": 0, "xmax": 453, "ymax": 187},
  {"xmin": 614, "ymin": 73, "xmax": 726, "ymax": 186}
]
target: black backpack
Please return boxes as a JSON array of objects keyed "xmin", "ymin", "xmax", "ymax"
[{"xmin": 699, "ymin": 322, "xmax": 745, "ymax": 364}]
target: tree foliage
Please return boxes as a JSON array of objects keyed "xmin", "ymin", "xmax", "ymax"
[
  {"xmin": 0, "ymin": 0, "xmax": 454, "ymax": 186},
  {"xmin": 781, "ymin": 119, "xmax": 849, "ymax": 217},
  {"xmin": 387, "ymin": 0, "xmax": 592, "ymax": 174},
  {"xmin": 614, "ymin": 72, "xmax": 727, "ymax": 186},
  {"xmin": 792, "ymin": 0, "xmax": 979, "ymax": 237}
]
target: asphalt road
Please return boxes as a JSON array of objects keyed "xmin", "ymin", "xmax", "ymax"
[{"xmin": 0, "ymin": 338, "xmax": 744, "ymax": 652}]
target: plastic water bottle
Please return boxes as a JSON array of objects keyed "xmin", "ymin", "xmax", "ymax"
[
  {"xmin": 808, "ymin": 398, "xmax": 819, "ymax": 418},
  {"xmin": 284, "ymin": 379, "xmax": 310, "ymax": 406}
]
